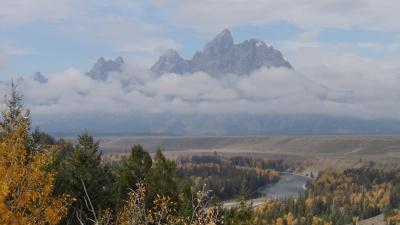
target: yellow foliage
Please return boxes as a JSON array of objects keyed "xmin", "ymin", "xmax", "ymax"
[
  {"xmin": 286, "ymin": 212, "xmax": 294, "ymax": 225},
  {"xmin": 0, "ymin": 126, "xmax": 71, "ymax": 224},
  {"xmin": 312, "ymin": 216, "xmax": 320, "ymax": 225},
  {"xmin": 305, "ymin": 197, "xmax": 314, "ymax": 210},
  {"xmin": 352, "ymin": 193, "xmax": 363, "ymax": 204},
  {"xmin": 387, "ymin": 209, "xmax": 400, "ymax": 224},
  {"xmin": 275, "ymin": 217, "xmax": 284, "ymax": 225}
]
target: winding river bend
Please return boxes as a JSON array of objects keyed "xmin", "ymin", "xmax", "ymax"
[
  {"xmin": 223, "ymin": 173, "xmax": 310, "ymax": 208},
  {"xmin": 257, "ymin": 172, "xmax": 310, "ymax": 199}
]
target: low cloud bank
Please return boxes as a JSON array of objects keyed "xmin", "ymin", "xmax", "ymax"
[{"xmin": 0, "ymin": 49, "xmax": 399, "ymax": 122}]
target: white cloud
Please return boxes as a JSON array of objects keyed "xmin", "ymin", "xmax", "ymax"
[
  {"xmin": 0, "ymin": 0, "xmax": 75, "ymax": 26},
  {"xmin": 4, "ymin": 0, "xmax": 391, "ymax": 33},
  {"xmin": 143, "ymin": 72, "xmax": 237, "ymax": 101},
  {"xmin": 154, "ymin": 0, "xmax": 400, "ymax": 33},
  {"xmin": 6, "ymin": 44, "xmax": 399, "ymax": 120},
  {"xmin": 2, "ymin": 0, "xmax": 400, "ymax": 54},
  {"xmin": 61, "ymin": 15, "xmax": 180, "ymax": 54},
  {"xmin": 0, "ymin": 0, "xmax": 179, "ymax": 56}
]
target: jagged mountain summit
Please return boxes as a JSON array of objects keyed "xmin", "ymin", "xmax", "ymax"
[
  {"xmin": 86, "ymin": 56, "xmax": 124, "ymax": 80},
  {"xmin": 33, "ymin": 72, "xmax": 48, "ymax": 83},
  {"xmin": 85, "ymin": 30, "xmax": 292, "ymax": 80},
  {"xmin": 150, "ymin": 49, "xmax": 190, "ymax": 75},
  {"xmin": 151, "ymin": 29, "xmax": 292, "ymax": 77}
]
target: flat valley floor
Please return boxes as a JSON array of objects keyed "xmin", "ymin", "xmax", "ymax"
[{"xmin": 98, "ymin": 135, "xmax": 400, "ymax": 174}]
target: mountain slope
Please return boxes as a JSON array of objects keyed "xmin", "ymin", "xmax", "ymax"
[
  {"xmin": 86, "ymin": 56, "xmax": 124, "ymax": 80},
  {"xmin": 151, "ymin": 29, "xmax": 292, "ymax": 77},
  {"xmin": 150, "ymin": 49, "xmax": 190, "ymax": 75}
]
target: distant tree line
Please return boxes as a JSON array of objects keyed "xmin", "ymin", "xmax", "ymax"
[
  {"xmin": 179, "ymin": 155, "xmax": 289, "ymax": 172},
  {"xmin": 178, "ymin": 155, "xmax": 281, "ymax": 200}
]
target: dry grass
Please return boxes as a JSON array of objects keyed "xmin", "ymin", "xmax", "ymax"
[{"xmin": 99, "ymin": 135, "xmax": 400, "ymax": 173}]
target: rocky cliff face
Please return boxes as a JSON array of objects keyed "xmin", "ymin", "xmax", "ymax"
[
  {"xmin": 151, "ymin": 29, "xmax": 292, "ymax": 77},
  {"xmin": 149, "ymin": 49, "xmax": 190, "ymax": 75},
  {"xmin": 86, "ymin": 56, "xmax": 124, "ymax": 80}
]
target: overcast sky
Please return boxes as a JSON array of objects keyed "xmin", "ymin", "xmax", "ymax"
[{"xmin": 0, "ymin": 0, "xmax": 399, "ymax": 119}]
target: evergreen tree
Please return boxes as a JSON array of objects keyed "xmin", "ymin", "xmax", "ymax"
[
  {"xmin": 237, "ymin": 181, "xmax": 250, "ymax": 203},
  {"xmin": 177, "ymin": 180, "xmax": 194, "ymax": 219},
  {"xmin": 1, "ymin": 81, "xmax": 30, "ymax": 134},
  {"xmin": 0, "ymin": 82, "xmax": 53, "ymax": 155},
  {"xmin": 115, "ymin": 144, "xmax": 152, "ymax": 206},
  {"xmin": 31, "ymin": 126, "xmax": 55, "ymax": 146},
  {"xmin": 54, "ymin": 132, "xmax": 114, "ymax": 224},
  {"xmin": 145, "ymin": 150, "xmax": 179, "ymax": 208}
]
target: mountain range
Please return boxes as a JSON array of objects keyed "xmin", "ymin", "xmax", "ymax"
[
  {"xmin": 151, "ymin": 29, "xmax": 292, "ymax": 76},
  {"xmin": 86, "ymin": 29, "xmax": 292, "ymax": 80}
]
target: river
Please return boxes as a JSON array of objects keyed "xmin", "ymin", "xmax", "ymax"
[
  {"xmin": 223, "ymin": 173, "xmax": 310, "ymax": 208},
  {"xmin": 257, "ymin": 173, "xmax": 310, "ymax": 199}
]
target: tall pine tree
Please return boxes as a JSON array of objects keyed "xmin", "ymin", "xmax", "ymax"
[
  {"xmin": 115, "ymin": 144, "xmax": 152, "ymax": 206},
  {"xmin": 54, "ymin": 132, "xmax": 114, "ymax": 224}
]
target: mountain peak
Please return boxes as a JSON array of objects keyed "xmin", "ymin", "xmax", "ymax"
[
  {"xmin": 98, "ymin": 57, "xmax": 106, "ymax": 63},
  {"xmin": 151, "ymin": 30, "xmax": 293, "ymax": 77},
  {"xmin": 33, "ymin": 72, "xmax": 48, "ymax": 84},
  {"xmin": 151, "ymin": 49, "xmax": 190, "ymax": 76},
  {"xmin": 161, "ymin": 49, "xmax": 180, "ymax": 57},
  {"xmin": 86, "ymin": 57, "xmax": 124, "ymax": 80},
  {"xmin": 216, "ymin": 29, "xmax": 233, "ymax": 41},
  {"xmin": 115, "ymin": 56, "xmax": 124, "ymax": 64},
  {"xmin": 204, "ymin": 28, "xmax": 234, "ymax": 54}
]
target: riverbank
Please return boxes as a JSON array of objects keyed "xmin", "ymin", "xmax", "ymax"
[{"xmin": 223, "ymin": 173, "xmax": 310, "ymax": 209}]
